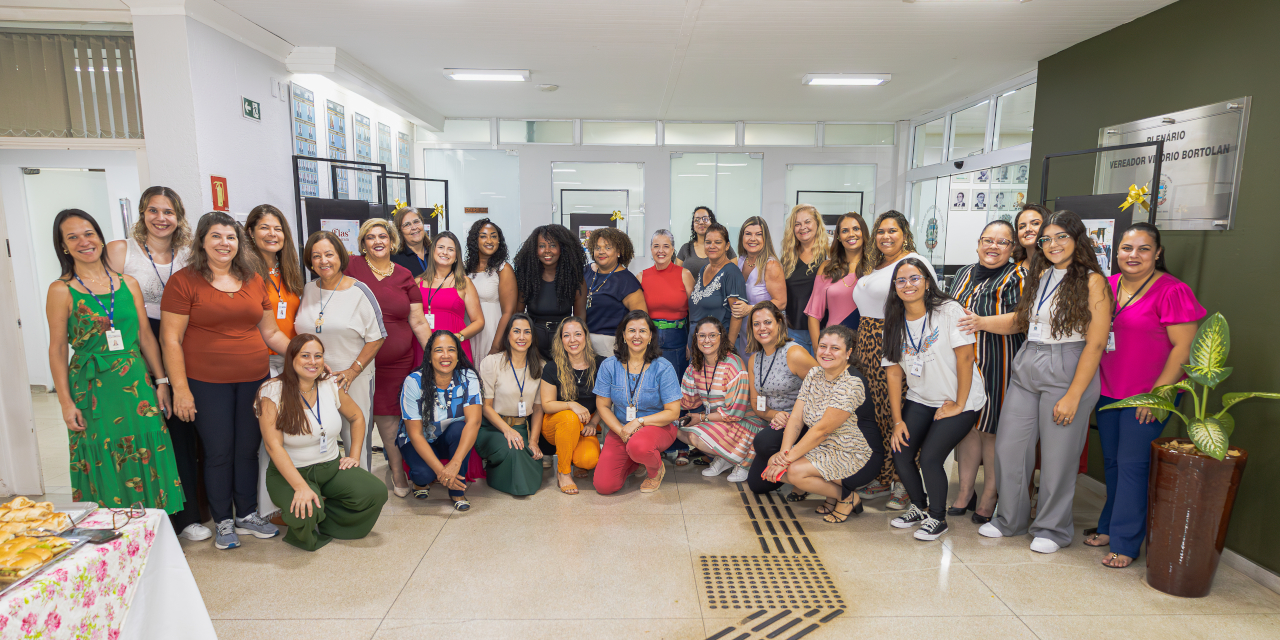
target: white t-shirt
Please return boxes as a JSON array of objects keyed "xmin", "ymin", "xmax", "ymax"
[
  {"xmin": 852, "ymin": 253, "xmax": 939, "ymax": 320},
  {"xmin": 882, "ymin": 300, "xmax": 987, "ymax": 411},
  {"xmin": 257, "ymin": 378, "xmax": 343, "ymax": 468}
]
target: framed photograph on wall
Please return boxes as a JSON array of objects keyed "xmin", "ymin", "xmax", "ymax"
[
  {"xmin": 949, "ymin": 189, "xmax": 969, "ymax": 210},
  {"xmin": 975, "ymin": 169, "xmax": 990, "ymax": 183},
  {"xmin": 994, "ymin": 165, "xmax": 1012, "ymax": 184},
  {"xmin": 972, "ymin": 191, "xmax": 989, "ymax": 210},
  {"xmin": 1014, "ymin": 163, "xmax": 1030, "ymax": 184}
]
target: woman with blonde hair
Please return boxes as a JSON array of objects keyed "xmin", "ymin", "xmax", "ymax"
[
  {"xmin": 731, "ymin": 216, "xmax": 786, "ymax": 354},
  {"xmin": 105, "ymin": 186, "xmax": 206, "ymax": 541},
  {"xmin": 539, "ymin": 316, "xmax": 605, "ymax": 494},
  {"xmin": 780, "ymin": 205, "xmax": 830, "ymax": 355}
]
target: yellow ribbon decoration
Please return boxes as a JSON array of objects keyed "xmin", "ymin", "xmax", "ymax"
[
  {"xmin": 392, "ymin": 198, "xmax": 406, "ymax": 211},
  {"xmin": 610, "ymin": 210, "xmax": 625, "ymax": 222},
  {"xmin": 430, "ymin": 203, "xmax": 443, "ymax": 218},
  {"xmin": 1119, "ymin": 183, "xmax": 1151, "ymax": 212}
]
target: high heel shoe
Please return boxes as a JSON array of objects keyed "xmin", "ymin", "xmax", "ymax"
[
  {"xmin": 947, "ymin": 493, "xmax": 977, "ymax": 517},
  {"xmin": 823, "ymin": 491, "xmax": 864, "ymax": 523}
]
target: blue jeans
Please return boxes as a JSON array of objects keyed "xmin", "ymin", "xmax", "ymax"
[
  {"xmin": 657, "ymin": 325, "xmax": 688, "ymax": 380},
  {"xmin": 787, "ymin": 328, "xmax": 814, "ymax": 356},
  {"xmin": 1095, "ymin": 394, "xmax": 1173, "ymax": 558},
  {"xmin": 398, "ymin": 420, "xmax": 471, "ymax": 497}
]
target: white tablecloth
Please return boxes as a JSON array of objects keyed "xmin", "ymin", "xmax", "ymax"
[{"xmin": 120, "ymin": 514, "xmax": 216, "ymax": 639}]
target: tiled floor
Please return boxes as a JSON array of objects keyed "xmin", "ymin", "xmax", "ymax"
[{"xmin": 23, "ymin": 389, "xmax": 1280, "ymax": 640}]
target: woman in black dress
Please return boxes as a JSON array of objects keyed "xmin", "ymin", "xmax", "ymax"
[{"xmin": 513, "ymin": 224, "xmax": 586, "ymax": 359}]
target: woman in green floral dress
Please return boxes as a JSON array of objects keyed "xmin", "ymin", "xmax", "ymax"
[{"xmin": 45, "ymin": 209, "xmax": 185, "ymax": 513}]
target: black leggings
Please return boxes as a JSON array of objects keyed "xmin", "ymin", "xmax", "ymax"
[
  {"xmin": 148, "ymin": 317, "xmax": 204, "ymax": 531},
  {"xmin": 748, "ymin": 422, "xmax": 885, "ymax": 496},
  {"xmin": 188, "ymin": 377, "xmax": 267, "ymax": 523},
  {"xmin": 892, "ymin": 399, "xmax": 980, "ymax": 520}
]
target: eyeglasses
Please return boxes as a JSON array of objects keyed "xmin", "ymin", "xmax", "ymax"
[
  {"xmin": 696, "ymin": 333, "xmax": 721, "ymax": 341},
  {"xmin": 979, "ymin": 237, "xmax": 1014, "ymax": 248},
  {"xmin": 694, "ymin": 216, "xmax": 711, "ymax": 224},
  {"xmin": 894, "ymin": 275, "xmax": 925, "ymax": 288},
  {"xmin": 1037, "ymin": 233, "xmax": 1072, "ymax": 247},
  {"xmin": 401, "ymin": 219, "xmax": 423, "ymax": 229},
  {"xmin": 109, "ymin": 502, "xmax": 145, "ymax": 530}
]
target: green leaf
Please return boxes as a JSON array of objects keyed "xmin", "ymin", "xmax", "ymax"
[
  {"xmin": 1187, "ymin": 417, "xmax": 1228, "ymax": 460},
  {"xmin": 1100, "ymin": 393, "xmax": 1183, "ymax": 421},
  {"xmin": 1147, "ymin": 384, "xmax": 1181, "ymax": 422},
  {"xmin": 1219, "ymin": 392, "xmax": 1280, "ymax": 414},
  {"xmin": 1185, "ymin": 313, "xmax": 1230, "ymax": 388},
  {"xmin": 1218, "ymin": 412, "xmax": 1235, "ymax": 438}
]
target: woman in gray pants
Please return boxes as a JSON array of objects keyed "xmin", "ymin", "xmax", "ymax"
[{"xmin": 977, "ymin": 211, "xmax": 1111, "ymax": 554}]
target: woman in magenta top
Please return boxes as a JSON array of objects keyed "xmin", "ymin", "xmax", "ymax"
[
  {"xmin": 639, "ymin": 229, "xmax": 694, "ymax": 377},
  {"xmin": 806, "ymin": 213, "xmax": 871, "ymax": 334},
  {"xmin": 1089, "ymin": 222, "xmax": 1204, "ymax": 569},
  {"xmin": 413, "ymin": 231, "xmax": 484, "ymax": 365}
]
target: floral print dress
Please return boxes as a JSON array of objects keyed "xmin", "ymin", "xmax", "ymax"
[{"xmin": 65, "ymin": 280, "xmax": 184, "ymax": 513}]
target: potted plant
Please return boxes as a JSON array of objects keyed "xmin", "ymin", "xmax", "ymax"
[{"xmin": 1102, "ymin": 312, "xmax": 1278, "ymax": 597}]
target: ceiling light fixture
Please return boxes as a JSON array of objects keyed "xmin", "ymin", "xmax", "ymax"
[
  {"xmin": 444, "ymin": 69, "xmax": 530, "ymax": 82},
  {"xmin": 802, "ymin": 73, "xmax": 891, "ymax": 86}
]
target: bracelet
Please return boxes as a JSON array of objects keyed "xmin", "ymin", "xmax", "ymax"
[
  {"xmin": 154, "ymin": 377, "xmax": 169, "ymax": 385},
  {"xmin": 352, "ymin": 359, "xmax": 364, "ymax": 372}
]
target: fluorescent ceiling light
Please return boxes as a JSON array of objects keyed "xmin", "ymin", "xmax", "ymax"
[
  {"xmin": 678, "ymin": 174, "xmax": 709, "ymax": 177},
  {"xmin": 803, "ymin": 73, "xmax": 891, "ymax": 86},
  {"xmin": 553, "ymin": 181, "xmax": 581, "ymax": 185},
  {"xmin": 444, "ymin": 69, "xmax": 530, "ymax": 82},
  {"xmin": 718, "ymin": 163, "xmax": 747, "ymax": 166},
  {"xmin": 696, "ymin": 163, "xmax": 716, "ymax": 166},
  {"xmin": 552, "ymin": 169, "xmax": 576, "ymax": 172}
]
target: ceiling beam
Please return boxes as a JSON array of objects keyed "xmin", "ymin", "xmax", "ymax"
[
  {"xmin": 286, "ymin": 47, "xmax": 445, "ymax": 131},
  {"xmin": 123, "ymin": 0, "xmax": 294, "ymax": 62}
]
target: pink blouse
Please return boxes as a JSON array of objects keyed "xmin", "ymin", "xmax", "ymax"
[
  {"xmin": 1100, "ymin": 273, "xmax": 1205, "ymax": 399},
  {"xmin": 805, "ymin": 270, "xmax": 859, "ymax": 326}
]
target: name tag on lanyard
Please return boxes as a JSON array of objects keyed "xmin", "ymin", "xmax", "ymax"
[
  {"xmin": 1106, "ymin": 331, "xmax": 1116, "ymax": 352},
  {"xmin": 518, "ymin": 401, "xmax": 527, "ymax": 417},
  {"xmin": 626, "ymin": 405, "xmax": 637, "ymax": 422},
  {"xmin": 910, "ymin": 359, "xmax": 924, "ymax": 377},
  {"xmin": 756, "ymin": 395, "xmax": 766, "ymax": 412},
  {"xmin": 1028, "ymin": 322, "xmax": 1044, "ymax": 342},
  {"xmin": 277, "ymin": 300, "xmax": 288, "ymax": 320},
  {"xmin": 105, "ymin": 329, "xmax": 124, "ymax": 351},
  {"xmin": 425, "ymin": 312, "xmax": 435, "ymax": 329}
]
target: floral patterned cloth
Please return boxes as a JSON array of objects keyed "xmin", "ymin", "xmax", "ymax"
[{"xmin": 0, "ymin": 509, "xmax": 161, "ymax": 639}]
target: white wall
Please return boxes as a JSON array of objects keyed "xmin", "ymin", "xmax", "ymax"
[
  {"xmin": 0, "ymin": 149, "xmax": 142, "ymax": 388},
  {"xmin": 0, "ymin": 176, "xmax": 42, "ymax": 496}
]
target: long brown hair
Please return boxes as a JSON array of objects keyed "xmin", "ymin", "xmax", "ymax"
[
  {"xmin": 421, "ymin": 231, "xmax": 468, "ymax": 292},
  {"xmin": 132, "ymin": 186, "xmax": 192, "ymax": 251},
  {"xmin": 690, "ymin": 316, "xmax": 735, "ymax": 370},
  {"xmin": 246, "ymin": 204, "xmax": 303, "ymax": 295},
  {"xmin": 1014, "ymin": 210, "xmax": 1112, "ymax": 339},
  {"xmin": 745, "ymin": 301, "xmax": 790, "ymax": 354},
  {"xmin": 257, "ymin": 334, "xmax": 329, "ymax": 436},
  {"xmin": 867, "ymin": 210, "xmax": 916, "ymax": 268},
  {"xmin": 188, "ymin": 211, "xmax": 261, "ymax": 283},
  {"xmin": 736, "ymin": 216, "xmax": 779, "ymax": 281},
  {"xmin": 1012, "ymin": 204, "xmax": 1051, "ymax": 263},
  {"xmin": 551, "ymin": 316, "xmax": 598, "ymax": 401},
  {"xmin": 821, "ymin": 212, "xmax": 872, "ymax": 280}
]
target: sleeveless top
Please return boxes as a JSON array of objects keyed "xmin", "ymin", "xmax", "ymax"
[
  {"xmin": 754, "ymin": 343, "xmax": 803, "ymax": 411},
  {"xmin": 527, "ymin": 278, "xmax": 572, "ymax": 324},
  {"xmin": 737, "ymin": 256, "xmax": 774, "ymax": 306},
  {"xmin": 468, "ymin": 267, "xmax": 503, "ymax": 357},
  {"xmin": 641, "ymin": 263, "xmax": 688, "ymax": 321},
  {"xmin": 783, "ymin": 258, "xmax": 818, "ymax": 330},
  {"xmin": 1030, "ymin": 267, "xmax": 1088, "ymax": 344},
  {"xmin": 122, "ymin": 237, "xmax": 190, "ymax": 320}
]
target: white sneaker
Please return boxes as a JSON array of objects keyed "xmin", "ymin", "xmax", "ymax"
[
  {"xmin": 702, "ymin": 457, "xmax": 733, "ymax": 477},
  {"xmin": 978, "ymin": 522, "xmax": 1004, "ymax": 538},
  {"xmin": 726, "ymin": 466, "xmax": 749, "ymax": 483},
  {"xmin": 1030, "ymin": 537, "xmax": 1061, "ymax": 554},
  {"xmin": 179, "ymin": 523, "xmax": 212, "ymax": 541}
]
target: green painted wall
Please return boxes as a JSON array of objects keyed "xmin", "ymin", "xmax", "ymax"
[{"xmin": 1030, "ymin": 0, "xmax": 1280, "ymax": 574}]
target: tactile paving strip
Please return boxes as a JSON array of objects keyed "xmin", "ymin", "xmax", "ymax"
[{"xmin": 700, "ymin": 555, "xmax": 845, "ymax": 611}]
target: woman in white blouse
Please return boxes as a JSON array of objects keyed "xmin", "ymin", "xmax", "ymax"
[{"xmin": 255, "ymin": 334, "xmax": 388, "ymax": 551}]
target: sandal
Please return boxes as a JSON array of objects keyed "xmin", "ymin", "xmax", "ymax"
[
  {"xmin": 786, "ymin": 491, "xmax": 810, "ymax": 503},
  {"xmin": 822, "ymin": 495, "xmax": 863, "ymax": 524},
  {"xmin": 1084, "ymin": 533, "xmax": 1110, "ymax": 547},
  {"xmin": 558, "ymin": 476, "xmax": 579, "ymax": 495},
  {"xmin": 674, "ymin": 451, "xmax": 691, "ymax": 466},
  {"xmin": 572, "ymin": 467, "xmax": 591, "ymax": 479},
  {"xmin": 814, "ymin": 498, "xmax": 838, "ymax": 515},
  {"xmin": 453, "ymin": 497, "xmax": 471, "ymax": 512},
  {"xmin": 412, "ymin": 487, "xmax": 430, "ymax": 500},
  {"xmin": 1102, "ymin": 552, "xmax": 1132, "ymax": 569}
]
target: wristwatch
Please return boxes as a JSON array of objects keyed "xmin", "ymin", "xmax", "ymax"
[{"xmin": 155, "ymin": 377, "xmax": 170, "ymax": 385}]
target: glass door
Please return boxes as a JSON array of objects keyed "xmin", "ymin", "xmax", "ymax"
[
  {"xmin": 560, "ymin": 189, "xmax": 629, "ymax": 256},
  {"xmin": 670, "ymin": 152, "xmax": 763, "ymax": 253},
  {"xmin": 551, "ymin": 162, "xmax": 645, "ymax": 260}
]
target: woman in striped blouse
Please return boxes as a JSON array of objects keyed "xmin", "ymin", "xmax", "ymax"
[
  {"xmin": 947, "ymin": 220, "xmax": 1026, "ymax": 523},
  {"xmin": 676, "ymin": 317, "xmax": 767, "ymax": 483}
]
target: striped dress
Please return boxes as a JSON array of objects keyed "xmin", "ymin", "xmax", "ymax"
[
  {"xmin": 680, "ymin": 352, "xmax": 767, "ymax": 467},
  {"xmin": 948, "ymin": 262, "xmax": 1026, "ymax": 433}
]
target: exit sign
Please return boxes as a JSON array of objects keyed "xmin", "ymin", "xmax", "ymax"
[{"xmin": 241, "ymin": 96, "xmax": 261, "ymax": 122}]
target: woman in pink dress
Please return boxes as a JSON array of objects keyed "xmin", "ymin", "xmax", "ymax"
[{"xmin": 414, "ymin": 232, "xmax": 485, "ymax": 366}]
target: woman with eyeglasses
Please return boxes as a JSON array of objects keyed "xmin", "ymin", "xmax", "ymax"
[
  {"xmin": 676, "ymin": 206, "xmax": 736, "ymax": 277},
  {"xmin": 980, "ymin": 210, "xmax": 1111, "ymax": 554},
  {"xmin": 465, "ymin": 218, "xmax": 516, "ymax": 357},
  {"xmin": 639, "ymin": 229, "xmax": 695, "ymax": 379},
  {"xmin": 474, "ymin": 314, "xmax": 546, "ymax": 496},
  {"xmin": 945, "ymin": 221, "xmax": 1026, "ymax": 524},
  {"xmin": 514, "ymin": 224, "xmax": 587, "ymax": 359},
  {"xmin": 539, "ymin": 316, "xmax": 605, "ymax": 494},
  {"xmin": 676, "ymin": 317, "xmax": 767, "ymax": 483},
  {"xmin": 391, "ymin": 207, "xmax": 430, "ymax": 277},
  {"xmin": 585, "ymin": 227, "xmax": 646, "ymax": 354},
  {"xmin": 849, "ymin": 210, "xmax": 937, "ymax": 510},
  {"xmin": 730, "ymin": 217, "xmax": 785, "ymax": 354},
  {"xmin": 593, "ymin": 310, "xmax": 683, "ymax": 495},
  {"xmin": 744, "ymin": 302, "xmax": 819, "ymax": 497},
  {"xmin": 806, "ymin": 212, "xmax": 871, "ymax": 347},
  {"xmin": 780, "ymin": 205, "xmax": 830, "ymax": 355},
  {"xmin": 1087, "ymin": 223, "xmax": 1203, "ymax": 569},
  {"xmin": 882, "ymin": 259, "xmax": 986, "ymax": 541}
]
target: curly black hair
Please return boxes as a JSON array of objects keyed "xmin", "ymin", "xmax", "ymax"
[
  {"xmin": 464, "ymin": 218, "xmax": 509, "ymax": 275},
  {"xmin": 513, "ymin": 224, "xmax": 585, "ymax": 307},
  {"xmin": 688, "ymin": 205, "xmax": 716, "ymax": 244}
]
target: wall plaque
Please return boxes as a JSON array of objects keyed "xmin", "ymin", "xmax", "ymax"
[
  {"xmin": 1094, "ymin": 97, "xmax": 1250, "ymax": 230},
  {"xmin": 465, "ymin": 207, "xmax": 488, "ymax": 214}
]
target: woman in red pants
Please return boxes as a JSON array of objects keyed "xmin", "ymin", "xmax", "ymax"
[{"xmin": 592, "ymin": 310, "xmax": 683, "ymax": 495}]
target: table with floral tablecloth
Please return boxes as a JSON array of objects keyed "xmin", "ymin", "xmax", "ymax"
[{"xmin": 0, "ymin": 508, "xmax": 214, "ymax": 640}]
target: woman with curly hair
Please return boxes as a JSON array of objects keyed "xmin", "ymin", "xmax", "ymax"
[
  {"xmin": 980, "ymin": 210, "xmax": 1111, "ymax": 555},
  {"xmin": 465, "ymin": 219, "xmax": 516, "ymax": 357},
  {"xmin": 585, "ymin": 227, "xmax": 645, "ymax": 354},
  {"xmin": 675, "ymin": 206, "xmax": 736, "ymax": 277},
  {"xmin": 513, "ymin": 224, "xmax": 586, "ymax": 359}
]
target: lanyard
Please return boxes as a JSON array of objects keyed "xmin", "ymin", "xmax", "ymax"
[
  {"xmin": 906, "ymin": 314, "xmax": 929, "ymax": 354},
  {"xmin": 626, "ymin": 362, "xmax": 648, "ymax": 407},
  {"xmin": 414, "ymin": 251, "xmax": 428, "ymax": 274},
  {"xmin": 424, "ymin": 273, "xmax": 448, "ymax": 311},
  {"xmin": 509, "ymin": 359, "xmax": 528, "ymax": 398},
  {"xmin": 266, "ymin": 268, "xmax": 283, "ymax": 299},
  {"xmin": 758, "ymin": 347, "xmax": 782, "ymax": 390},
  {"xmin": 142, "ymin": 243, "xmax": 174, "ymax": 287},
  {"xmin": 74, "ymin": 273, "xmax": 116, "ymax": 329},
  {"xmin": 590, "ymin": 264, "xmax": 618, "ymax": 296},
  {"xmin": 703, "ymin": 360, "xmax": 721, "ymax": 399},
  {"xmin": 300, "ymin": 387, "xmax": 322, "ymax": 432},
  {"xmin": 1113, "ymin": 272, "xmax": 1156, "ymax": 319},
  {"xmin": 315, "ymin": 285, "xmax": 338, "ymax": 333},
  {"xmin": 1035, "ymin": 271, "xmax": 1064, "ymax": 319}
]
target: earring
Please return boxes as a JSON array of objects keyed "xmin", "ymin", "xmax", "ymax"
[{"xmin": 63, "ymin": 248, "xmax": 69, "ymax": 254}]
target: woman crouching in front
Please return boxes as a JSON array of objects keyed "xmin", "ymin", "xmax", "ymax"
[
  {"xmin": 256, "ymin": 334, "xmax": 388, "ymax": 551},
  {"xmin": 760, "ymin": 326, "xmax": 881, "ymax": 523}
]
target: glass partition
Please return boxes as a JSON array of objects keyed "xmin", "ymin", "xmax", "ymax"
[
  {"xmin": 582, "ymin": 121, "xmax": 656, "ymax": 145},
  {"xmin": 993, "ymin": 83, "xmax": 1036, "ymax": 150},
  {"xmin": 670, "ymin": 152, "xmax": 762, "ymax": 254},
  {"xmin": 418, "ymin": 119, "xmax": 491, "ymax": 143},
  {"xmin": 744, "ymin": 123, "xmax": 816, "ymax": 146},
  {"xmin": 499, "ymin": 119, "xmax": 573, "ymax": 144},
  {"xmin": 664, "ymin": 122, "xmax": 736, "ymax": 146},
  {"xmin": 948, "ymin": 101, "xmax": 990, "ymax": 159},
  {"xmin": 911, "ymin": 118, "xmax": 944, "ymax": 168},
  {"xmin": 421, "ymin": 149, "xmax": 520, "ymax": 238},
  {"xmin": 825, "ymin": 123, "xmax": 894, "ymax": 146},
  {"xmin": 551, "ymin": 162, "xmax": 645, "ymax": 259},
  {"xmin": 786, "ymin": 164, "xmax": 877, "ymax": 246}
]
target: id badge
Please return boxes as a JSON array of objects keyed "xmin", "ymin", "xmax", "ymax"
[
  {"xmin": 517, "ymin": 401, "xmax": 527, "ymax": 417},
  {"xmin": 756, "ymin": 395, "xmax": 766, "ymax": 412},
  {"xmin": 1106, "ymin": 331, "xmax": 1116, "ymax": 352},
  {"xmin": 1027, "ymin": 322, "xmax": 1044, "ymax": 342},
  {"xmin": 910, "ymin": 359, "xmax": 924, "ymax": 377},
  {"xmin": 626, "ymin": 405, "xmax": 637, "ymax": 422},
  {"xmin": 105, "ymin": 329, "xmax": 124, "ymax": 351},
  {"xmin": 319, "ymin": 431, "xmax": 328, "ymax": 455},
  {"xmin": 276, "ymin": 301, "xmax": 288, "ymax": 320},
  {"xmin": 425, "ymin": 313, "xmax": 435, "ymax": 329}
]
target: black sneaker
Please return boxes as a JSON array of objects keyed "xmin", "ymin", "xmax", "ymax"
[
  {"xmin": 890, "ymin": 504, "xmax": 928, "ymax": 529},
  {"xmin": 914, "ymin": 517, "xmax": 948, "ymax": 541}
]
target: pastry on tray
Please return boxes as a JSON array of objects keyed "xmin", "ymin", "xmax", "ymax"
[
  {"xmin": 0, "ymin": 497, "xmax": 72, "ymax": 536},
  {"xmin": 0, "ymin": 536, "xmax": 75, "ymax": 580}
]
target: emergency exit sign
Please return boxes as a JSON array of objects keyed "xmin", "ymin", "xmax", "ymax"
[{"xmin": 241, "ymin": 96, "xmax": 261, "ymax": 122}]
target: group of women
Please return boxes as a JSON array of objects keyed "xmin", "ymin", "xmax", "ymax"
[{"xmin": 47, "ymin": 190, "xmax": 1205, "ymax": 567}]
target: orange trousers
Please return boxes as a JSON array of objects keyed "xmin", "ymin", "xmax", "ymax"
[{"xmin": 541, "ymin": 410, "xmax": 601, "ymax": 475}]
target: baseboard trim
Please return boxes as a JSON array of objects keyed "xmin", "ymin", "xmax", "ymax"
[{"xmin": 1076, "ymin": 474, "xmax": 1280, "ymax": 596}]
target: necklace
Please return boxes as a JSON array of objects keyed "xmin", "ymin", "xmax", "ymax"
[
  {"xmin": 587, "ymin": 264, "xmax": 619, "ymax": 308},
  {"xmin": 366, "ymin": 257, "xmax": 395, "ymax": 278}
]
